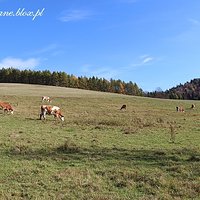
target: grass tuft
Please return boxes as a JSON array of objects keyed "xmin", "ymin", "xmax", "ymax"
[{"xmin": 57, "ymin": 139, "xmax": 80, "ymax": 153}]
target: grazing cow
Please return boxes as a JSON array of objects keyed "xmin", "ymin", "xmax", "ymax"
[
  {"xmin": 42, "ymin": 96, "xmax": 51, "ymax": 103},
  {"xmin": 176, "ymin": 106, "xmax": 184, "ymax": 112},
  {"xmin": 120, "ymin": 104, "xmax": 127, "ymax": 110},
  {"xmin": 0, "ymin": 101, "xmax": 14, "ymax": 114},
  {"xmin": 40, "ymin": 105, "xmax": 64, "ymax": 121}
]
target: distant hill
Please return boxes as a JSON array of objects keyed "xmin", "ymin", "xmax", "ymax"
[
  {"xmin": 166, "ymin": 78, "xmax": 200, "ymax": 100},
  {"xmin": 148, "ymin": 78, "xmax": 200, "ymax": 100}
]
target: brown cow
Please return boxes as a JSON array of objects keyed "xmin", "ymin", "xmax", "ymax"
[
  {"xmin": 120, "ymin": 104, "xmax": 127, "ymax": 110},
  {"xmin": 40, "ymin": 105, "xmax": 64, "ymax": 121},
  {"xmin": 0, "ymin": 101, "xmax": 14, "ymax": 114}
]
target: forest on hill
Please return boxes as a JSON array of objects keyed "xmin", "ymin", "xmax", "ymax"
[
  {"xmin": 147, "ymin": 78, "xmax": 200, "ymax": 100},
  {"xmin": 1, "ymin": 68, "xmax": 199, "ymax": 100},
  {"xmin": 0, "ymin": 68, "xmax": 143, "ymax": 96}
]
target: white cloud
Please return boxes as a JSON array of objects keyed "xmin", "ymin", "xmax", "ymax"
[
  {"xmin": 0, "ymin": 57, "xmax": 40, "ymax": 69},
  {"xmin": 131, "ymin": 55, "xmax": 155, "ymax": 68},
  {"xmin": 59, "ymin": 9, "xmax": 94, "ymax": 22},
  {"xmin": 141, "ymin": 55, "xmax": 154, "ymax": 64}
]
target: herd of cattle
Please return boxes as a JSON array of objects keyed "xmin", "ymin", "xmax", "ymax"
[
  {"xmin": 0, "ymin": 96, "xmax": 65, "ymax": 121},
  {"xmin": 0, "ymin": 96, "xmax": 196, "ymax": 121},
  {"xmin": 176, "ymin": 104, "xmax": 195, "ymax": 112}
]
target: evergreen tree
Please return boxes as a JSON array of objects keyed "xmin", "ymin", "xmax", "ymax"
[
  {"xmin": 58, "ymin": 72, "xmax": 68, "ymax": 87},
  {"xmin": 50, "ymin": 72, "xmax": 60, "ymax": 86}
]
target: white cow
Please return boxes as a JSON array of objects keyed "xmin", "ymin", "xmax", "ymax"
[
  {"xmin": 42, "ymin": 96, "xmax": 51, "ymax": 103},
  {"xmin": 40, "ymin": 105, "xmax": 64, "ymax": 121}
]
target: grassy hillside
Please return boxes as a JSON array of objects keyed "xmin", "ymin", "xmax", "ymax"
[{"xmin": 0, "ymin": 83, "xmax": 199, "ymax": 199}]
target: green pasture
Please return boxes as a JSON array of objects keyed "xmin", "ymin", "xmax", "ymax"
[{"xmin": 0, "ymin": 83, "xmax": 199, "ymax": 199}]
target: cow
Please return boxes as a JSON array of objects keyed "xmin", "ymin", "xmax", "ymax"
[
  {"xmin": 40, "ymin": 105, "xmax": 64, "ymax": 121},
  {"xmin": 42, "ymin": 96, "xmax": 51, "ymax": 103},
  {"xmin": 120, "ymin": 104, "xmax": 127, "ymax": 110},
  {"xmin": 176, "ymin": 106, "xmax": 184, "ymax": 112},
  {"xmin": 0, "ymin": 101, "xmax": 14, "ymax": 114}
]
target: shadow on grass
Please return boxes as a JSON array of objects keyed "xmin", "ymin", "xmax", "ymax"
[
  {"xmin": 5, "ymin": 142, "xmax": 200, "ymax": 168},
  {"xmin": 25, "ymin": 117, "xmax": 41, "ymax": 121}
]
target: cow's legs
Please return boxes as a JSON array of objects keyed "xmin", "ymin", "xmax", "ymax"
[{"xmin": 40, "ymin": 110, "xmax": 47, "ymax": 120}]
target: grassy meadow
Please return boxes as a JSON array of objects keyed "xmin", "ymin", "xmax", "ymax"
[{"xmin": 0, "ymin": 83, "xmax": 199, "ymax": 200}]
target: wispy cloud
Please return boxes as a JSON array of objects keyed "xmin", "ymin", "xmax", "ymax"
[
  {"xmin": 131, "ymin": 55, "xmax": 155, "ymax": 68},
  {"xmin": 0, "ymin": 57, "xmax": 40, "ymax": 69},
  {"xmin": 140, "ymin": 55, "xmax": 154, "ymax": 64},
  {"xmin": 59, "ymin": 9, "xmax": 94, "ymax": 22},
  {"xmin": 188, "ymin": 18, "xmax": 200, "ymax": 26},
  {"xmin": 80, "ymin": 64, "xmax": 118, "ymax": 80},
  {"xmin": 167, "ymin": 20, "xmax": 200, "ymax": 45},
  {"xmin": 25, "ymin": 43, "xmax": 64, "ymax": 59},
  {"xmin": 80, "ymin": 55, "xmax": 156, "ymax": 79},
  {"xmin": 31, "ymin": 44, "xmax": 59, "ymax": 55}
]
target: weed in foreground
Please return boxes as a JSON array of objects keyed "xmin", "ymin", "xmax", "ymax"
[{"xmin": 169, "ymin": 124, "xmax": 176, "ymax": 143}]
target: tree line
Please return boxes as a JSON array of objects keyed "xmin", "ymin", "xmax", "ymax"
[
  {"xmin": 0, "ymin": 68, "xmax": 144, "ymax": 96},
  {"xmin": 147, "ymin": 78, "xmax": 200, "ymax": 100}
]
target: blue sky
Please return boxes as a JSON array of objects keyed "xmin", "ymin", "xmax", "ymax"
[{"xmin": 0, "ymin": 0, "xmax": 200, "ymax": 92}]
